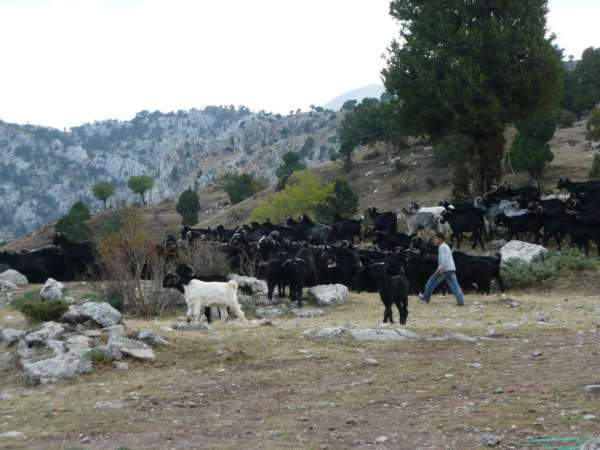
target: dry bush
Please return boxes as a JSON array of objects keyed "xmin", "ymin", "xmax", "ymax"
[
  {"xmin": 92, "ymin": 209, "xmax": 178, "ymax": 318},
  {"xmin": 177, "ymin": 241, "xmax": 231, "ymax": 277}
]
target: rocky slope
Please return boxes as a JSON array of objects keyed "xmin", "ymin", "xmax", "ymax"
[{"xmin": 0, "ymin": 107, "xmax": 340, "ymax": 241}]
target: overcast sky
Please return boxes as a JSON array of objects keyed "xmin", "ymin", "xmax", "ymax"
[{"xmin": 0, "ymin": 0, "xmax": 598, "ymax": 129}]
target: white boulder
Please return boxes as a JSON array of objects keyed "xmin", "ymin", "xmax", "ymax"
[
  {"xmin": 107, "ymin": 336, "xmax": 155, "ymax": 361},
  {"xmin": 307, "ymin": 284, "xmax": 348, "ymax": 307},
  {"xmin": 0, "ymin": 269, "xmax": 28, "ymax": 287},
  {"xmin": 230, "ymin": 275, "xmax": 268, "ymax": 296},
  {"xmin": 79, "ymin": 302, "xmax": 122, "ymax": 327},
  {"xmin": 39, "ymin": 278, "xmax": 65, "ymax": 301},
  {"xmin": 500, "ymin": 240, "xmax": 548, "ymax": 266}
]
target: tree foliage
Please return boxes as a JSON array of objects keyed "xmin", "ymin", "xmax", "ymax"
[
  {"xmin": 176, "ymin": 188, "xmax": 201, "ymax": 226},
  {"xmin": 572, "ymin": 47, "xmax": 600, "ymax": 113},
  {"xmin": 589, "ymin": 154, "xmax": 600, "ymax": 180},
  {"xmin": 221, "ymin": 173, "xmax": 266, "ymax": 205},
  {"xmin": 127, "ymin": 175, "xmax": 154, "ymax": 205},
  {"xmin": 383, "ymin": 0, "xmax": 562, "ymax": 193},
  {"xmin": 275, "ymin": 151, "xmax": 307, "ymax": 179},
  {"xmin": 250, "ymin": 171, "xmax": 334, "ymax": 224},
  {"xmin": 338, "ymin": 97, "xmax": 404, "ymax": 170},
  {"xmin": 55, "ymin": 201, "xmax": 92, "ymax": 242},
  {"xmin": 92, "ymin": 181, "xmax": 115, "ymax": 209},
  {"xmin": 586, "ymin": 109, "xmax": 600, "ymax": 143},
  {"xmin": 508, "ymin": 112, "xmax": 557, "ymax": 179},
  {"xmin": 315, "ymin": 178, "xmax": 359, "ymax": 223}
]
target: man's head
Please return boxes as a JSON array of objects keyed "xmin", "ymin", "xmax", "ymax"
[{"xmin": 432, "ymin": 232, "xmax": 446, "ymax": 246}]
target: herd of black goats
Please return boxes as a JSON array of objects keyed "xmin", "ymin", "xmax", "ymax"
[{"xmin": 2, "ymin": 177, "xmax": 600, "ymax": 323}]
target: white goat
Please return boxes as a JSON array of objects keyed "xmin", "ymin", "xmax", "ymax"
[{"xmin": 163, "ymin": 270, "xmax": 247, "ymax": 323}]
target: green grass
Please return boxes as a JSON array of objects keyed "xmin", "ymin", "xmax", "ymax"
[{"xmin": 10, "ymin": 290, "xmax": 69, "ymax": 323}]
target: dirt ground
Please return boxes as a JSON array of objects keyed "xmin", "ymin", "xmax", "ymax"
[{"xmin": 2, "ymin": 276, "xmax": 600, "ymax": 450}]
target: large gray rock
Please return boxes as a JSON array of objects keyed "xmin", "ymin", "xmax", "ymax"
[
  {"xmin": 171, "ymin": 322, "xmax": 211, "ymax": 332},
  {"xmin": 0, "ymin": 269, "xmax": 28, "ymax": 287},
  {"xmin": 0, "ymin": 280, "xmax": 18, "ymax": 291},
  {"xmin": 307, "ymin": 284, "xmax": 348, "ymax": 307},
  {"xmin": 21, "ymin": 354, "xmax": 92, "ymax": 385},
  {"xmin": 24, "ymin": 322, "xmax": 64, "ymax": 346},
  {"xmin": 107, "ymin": 336, "xmax": 155, "ymax": 361},
  {"xmin": 500, "ymin": 240, "xmax": 548, "ymax": 266},
  {"xmin": 314, "ymin": 326, "xmax": 346, "ymax": 339},
  {"xmin": 137, "ymin": 331, "xmax": 170, "ymax": 347},
  {"xmin": 79, "ymin": 302, "xmax": 122, "ymax": 327},
  {"xmin": 39, "ymin": 278, "xmax": 65, "ymax": 301},
  {"xmin": 230, "ymin": 275, "xmax": 268, "ymax": 296},
  {"xmin": 0, "ymin": 329, "xmax": 25, "ymax": 347},
  {"xmin": 101, "ymin": 324, "xmax": 125, "ymax": 337},
  {"xmin": 59, "ymin": 305, "xmax": 85, "ymax": 323}
]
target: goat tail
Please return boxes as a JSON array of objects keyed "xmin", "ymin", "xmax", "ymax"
[{"xmin": 227, "ymin": 279, "xmax": 238, "ymax": 292}]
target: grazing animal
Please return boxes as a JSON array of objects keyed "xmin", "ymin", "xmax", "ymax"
[
  {"xmin": 368, "ymin": 262, "xmax": 409, "ymax": 324},
  {"xmin": 366, "ymin": 207, "xmax": 397, "ymax": 235},
  {"xmin": 162, "ymin": 264, "xmax": 246, "ymax": 323}
]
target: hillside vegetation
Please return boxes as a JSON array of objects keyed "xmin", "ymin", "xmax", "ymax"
[{"xmin": 1, "ymin": 118, "xmax": 593, "ymax": 253}]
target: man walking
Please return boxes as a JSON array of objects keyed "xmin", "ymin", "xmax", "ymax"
[{"xmin": 418, "ymin": 233, "xmax": 465, "ymax": 306}]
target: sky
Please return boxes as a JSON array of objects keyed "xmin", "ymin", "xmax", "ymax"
[{"xmin": 0, "ymin": 0, "xmax": 598, "ymax": 130}]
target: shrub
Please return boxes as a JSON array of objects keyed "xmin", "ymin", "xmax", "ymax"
[
  {"xmin": 559, "ymin": 110, "xmax": 577, "ymax": 128},
  {"xmin": 177, "ymin": 241, "xmax": 231, "ymax": 277},
  {"xmin": 92, "ymin": 209, "xmax": 178, "ymax": 318},
  {"xmin": 501, "ymin": 249, "xmax": 597, "ymax": 289},
  {"xmin": 221, "ymin": 173, "xmax": 266, "ymax": 205},
  {"xmin": 12, "ymin": 293, "xmax": 69, "ymax": 323},
  {"xmin": 250, "ymin": 171, "xmax": 334, "ymax": 223},
  {"xmin": 275, "ymin": 151, "xmax": 306, "ymax": 179},
  {"xmin": 55, "ymin": 201, "xmax": 92, "ymax": 242},
  {"xmin": 176, "ymin": 188, "xmax": 201, "ymax": 226},
  {"xmin": 96, "ymin": 208, "xmax": 137, "ymax": 239},
  {"xmin": 362, "ymin": 150, "xmax": 382, "ymax": 161},
  {"xmin": 86, "ymin": 348, "xmax": 114, "ymax": 365},
  {"xmin": 315, "ymin": 178, "xmax": 359, "ymax": 222},
  {"xmin": 589, "ymin": 154, "xmax": 600, "ymax": 179},
  {"xmin": 586, "ymin": 109, "xmax": 600, "ymax": 144}
]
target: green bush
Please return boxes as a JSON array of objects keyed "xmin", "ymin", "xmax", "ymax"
[
  {"xmin": 589, "ymin": 154, "xmax": 600, "ymax": 179},
  {"xmin": 17, "ymin": 298, "xmax": 69, "ymax": 323},
  {"xmin": 559, "ymin": 110, "xmax": 577, "ymax": 128},
  {"xmin": 501, "ymin": 249, "xmax": 597, "ymax": 289},
  {"xmin": 86, "ymin": 348, "xmax": 114, "ymax": 365},
  {"xmin": 176, "ymin": 188, "xmax": 201, "ymax": 226},
  {"xmin": 221, "ymin": 173, "xmax": 266, "ymax": 205},
  {"xmin": 55, "ymin": 201, "xmax": 92, "ymax": 242}
]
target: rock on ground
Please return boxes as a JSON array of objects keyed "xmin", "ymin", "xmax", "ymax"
[
  {"xmin": 254, "ymin": 307, "xmax": 285, "ymax": 319},
  {"xmin": 24, "ymin": 322, "xmax": 64, "ymax": 346},
  {"xmin": 307, "ymin": 284, "xmax": 348, "ymax": 307},
  {"xmin": 22, "ymin": 355, "xmax": 92, "ymax": 385},
  {"xmin": 500, "ymin": 240, "xmax": 548, "ymax": 266},
  {"xmin": 349, "ymin": 328, "xmax": 418, "ymax": 342},
  {"xmin": 230, "ymin": 275, "xmax": 268, "ymax": 296},
  {"xmin": 585, "ymin": 385, "xmax": 600, "ymax": 394},
  {"xmin": 580, "ymin": 439, "xmax": 600, "ymax": 450},
  {"xmin": 137, "ymin": 331, "xmax": 170, "ymax": 347},
  {"xmin": 0, "ymin": 329, "xmax": 26, "ymax": 347},
  {"xmin": 314, "ymin": 327, "xmax": 346, "ymax": 339},
  {"xmin": 0, "ymin": 431, "xmax": 25, "ymax": 439},
  {"xmin": 171, "ymin": 322, "xmax": 211, "ymax": 332},
  {"xmin": 0, "ymin": 280, "xmax": 18, "ymax": 291},
  {"xmin": 107, "ymin": 336, "xmax": 155, "ymax": 361},
  {"xmin": 79, "ymin": 302, "xmax": 122, "ymax": 327},
  {"xmin": 481, "ymin": 433, "xmax": 502, "ymax": 447},
  {"xmin": 293, "ymin": 309, "xmax": 324, "ymax": 318},
  {"xmin": 0, "ymin": 269, "xmax": 28, "ymax": 287},
  {"xmin": 39, "ymin": 278, "xmax": 65, "ymax": 301}
]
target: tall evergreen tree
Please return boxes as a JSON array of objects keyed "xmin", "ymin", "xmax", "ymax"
[
  {"xmin": 55, "ymin": 201, "xmax": 92, "ymax": 242},
  {"xmin": 383, "ymin": 0, "xmax": 562, "ymax": 194},
  {"xmin": 176, "ymin": 188, "xmax": 201, "ymax": 226}
]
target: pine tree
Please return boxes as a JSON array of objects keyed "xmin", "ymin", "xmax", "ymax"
[{"xmin": 176, "ymin": 189, "xmax": 201, "ymax": 226}]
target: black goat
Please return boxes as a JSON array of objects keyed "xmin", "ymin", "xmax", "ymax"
[{"xmin": 368, "ymin": 262, "xmax": 409, "ymax": 324}]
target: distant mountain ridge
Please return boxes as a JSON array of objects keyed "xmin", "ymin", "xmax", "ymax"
[
  {"xmin": 0, "ymin": 107, "xmax": 339, "ymax": 241},
  {"xmin": 324, "ymin": 84, "xmax": 385, "ymax": 111}
]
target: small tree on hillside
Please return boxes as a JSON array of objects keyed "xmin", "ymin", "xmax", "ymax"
[
  {"xmin": 92, "ymin": 181, "xmax": 115, "ymax": 209},
  {"xmin": 176, "ymin": 188, "xmax": 201, "ymax": 226},
  {"xmin": 250, "ymin": 171, "xmax": 333, "ymax": 223},
  {"xmin": 55, "ymin": 201, "xmax": 92, "ymax": 242},
  {"xmin": 128, "ymin": 175, "xmax": 154, "ymax": 206},
  {"xmin": 316, "ymin": 178, "xmax": 359, "ymax": 223},
  {"xmin": 275, "ymin": 151, "xmax": 307, "ymax": 179},
  {"xmin": 222, "ymin": 173, "xmax": 266, "ymax": 205},
  {"xmin": 586, "ymin": 109, "xmax": 600, "ymax": 146},
  {"xmin": 508, "ymin": 112, "xmax": 557, "ymax": 181}
]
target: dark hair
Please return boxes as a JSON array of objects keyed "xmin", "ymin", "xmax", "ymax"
[{"xmin": 435, "ymin": 232, "xmax": 446, "ymax": 240}]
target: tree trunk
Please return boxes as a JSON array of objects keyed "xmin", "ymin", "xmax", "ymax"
[{"xmin": 471, "ymin": 131, "xmax": 505, "ymax": 195}]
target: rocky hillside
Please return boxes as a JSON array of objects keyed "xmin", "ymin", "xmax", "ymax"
[{"xmin": 0, "ymin": 107, "xmax": 340, "ymax": 241}]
